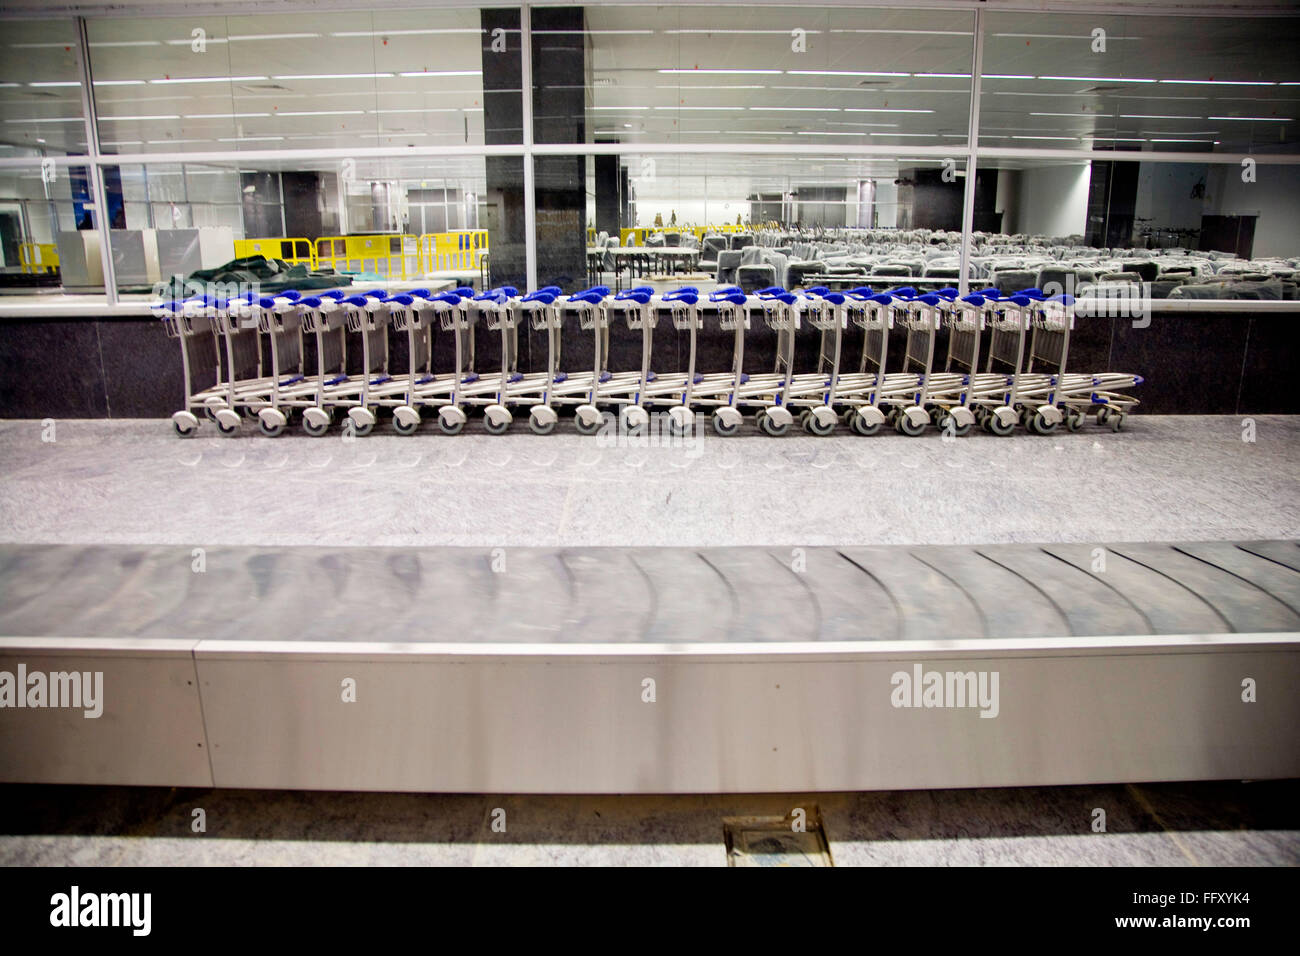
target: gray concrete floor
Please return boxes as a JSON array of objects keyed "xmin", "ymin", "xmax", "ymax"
[
  {"xmin": 1, "ymin": 415, "xmax": 1297, "ymax": 547},
  {"xmin": 2, "ymin": 780, "xmax": 1296, "ymax": 866}
]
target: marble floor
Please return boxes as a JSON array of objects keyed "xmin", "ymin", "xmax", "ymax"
[
  {"xmin": 1, "ymin": 780, "xmax": 1295, "ymax": 866},
  {"xmin": 0, "ymin": 415, "xmax": 1297, "ymax": 548}
]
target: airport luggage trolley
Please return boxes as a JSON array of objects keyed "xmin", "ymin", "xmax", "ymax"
[{"xmin": 158, "ymin": 294, "xmax": 227, "ymax": 437}]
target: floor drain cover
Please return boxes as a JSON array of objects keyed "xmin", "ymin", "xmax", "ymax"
[{"xmin": 723, "ymin": 808, "xmax": 833, "ymax": 867}]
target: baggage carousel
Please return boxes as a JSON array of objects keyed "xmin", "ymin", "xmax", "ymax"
[{"xmin": 2, "ymin": 540, "xmax": 1298, "ymax": 792}]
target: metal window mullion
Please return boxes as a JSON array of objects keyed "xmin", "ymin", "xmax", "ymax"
[
  {"xmin": 958, "ymin": 7, "xmax": 984, "ymax": 298},
  {"xmin": 521, "ymin": 3, "xmax": 537, "ymax": 292},
  {"xmin": 74, "ymin": 16, "xmax": 118, "ymax": 306}
]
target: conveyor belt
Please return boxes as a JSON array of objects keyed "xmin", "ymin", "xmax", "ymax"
[{"xmin": 3, "ymin": 540, "xmax": 1297, "ymax": 644}]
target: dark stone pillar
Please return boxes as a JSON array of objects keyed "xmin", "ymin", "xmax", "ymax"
[
  {"xmin": 531, "ymin": 6, "xmax": 587, "ymax": 290},
  {"xmin": 595, "ymin": 151, "xmax": 620, "ymax": 238},
  {"xmin": 480, "ymin": 6, "xmax": 587, "ymax": 290},
  {"xmin": 481, "ymin": 8, "xmax": 527, "ymax": 289}
]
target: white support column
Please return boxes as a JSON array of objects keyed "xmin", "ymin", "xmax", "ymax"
[
  {"xmin": 958, "ymin": 8, "xmax": 985, "ymax": 297},
  {"xmin": 74, "ymin": 16, "xmax": 118, "ymax": 305},
  {"xmin": 520, "ymin": 3, "xmax": 537, "ymax": 292}
]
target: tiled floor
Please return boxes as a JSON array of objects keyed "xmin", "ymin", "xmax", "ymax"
[{"xmin": 1, "ymin": 780, "xmax": 1296, "ymax": 866}]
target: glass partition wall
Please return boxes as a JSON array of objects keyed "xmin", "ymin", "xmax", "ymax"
[{"xmin": 0, "ymin": 3, "xmax": 1296, "ymax": 301}]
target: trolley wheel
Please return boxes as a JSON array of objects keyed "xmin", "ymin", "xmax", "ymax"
[
  {"xmin": 798, "ymin": 409, "xmax": 812, "ymax": 429},
  {"xmin": 805, "ymin": 414, "xmax": 835, "ymax": 437},
  {"xmin": 173, "ymin": 418, "xmax": 197, "ymax": 438},
  {"xmin": 851, "ymin": 413, "xmax": 882, "ymax": 437},
  {"xmin": 1065, "ymin": 411, "xmax": 1083, "ymax": 432},
  {"xmin": 758, "ymin": 412, "xmax": 790, "ymax": 438},
  {"xmin": 1096, "ymin": 407, "xmax": 1111, "ymax": 426},
  {"xmin": 303, "ymin": 416, "xmax": 330, "ymax": 438},
  {"xmin": 987, "ymin": 414, "xmax": 1016, "ymax": 437},
  {"xmin": 1029, "ymin": 411, "xmax": 1058, "ymax": 435},
  {"xmin": 393, "ymin": 416, "xmax": 420, "ymax": 437},
  {"xmin": 437, "ymin": 415, "xmax": 465, "ymax": 436},
  {"xmin": 939, "ymin": 415, "xmax": 973, "ymax": 438},
  {"xmin": 216, "ymin": 419, "xmax": 239, "ymax": 437},
  {"xmin": 1110, "ymin": 412, "xmax": 1127, "ymax": 432},
  {"xmin": 897, "ymin": 413, "xmax": 926, "ymax": 437},
  {"xmin": 352, "ymin": 420, "xmax": 374, "ymax": 438},
  {"xmin": 930, "ymin": 407, "xmax": 946, "ymax": 426},
  {"xmin": 574, "ymin": 412, "xmax": 603, "ymax": 436},
  {"xmin": 842, "ymin": 408, "xmax": 858, "ymax": 427},
  {"xmin": 484, "ymin": 415, "xmax": 511, "ymax": 436},
  {"xmin": 712, "ymin": 411, "xmax": 740, "ymax": 437},
  {"xmin": 203, "ymin": 405, "xmax": 219, "ymax": 422},
  {"xmin": 528, "ymin": 413, "xmax": 557, "ymax": 436},
  {"xmin": 1020, "ymin": 406, "xmax": 1035, "ymax": 428},
  {"xmin": 886, "ymin": 408, "xmax": 900, "ymax": 427}
]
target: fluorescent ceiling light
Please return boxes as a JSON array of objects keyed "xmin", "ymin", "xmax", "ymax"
[
  {"xmin": 872, "ymin": 133, "xmax": 938, "ymax": 137},
  {"xmin": 749, "ymin": 107, "xmax": 840, "ymax": 112},
  {"xmin": 657, "ymin": 69, "xmax": 782, "ymax": 75},
  {"xmin": 994, "ymin": 33, "xmax": 1142, "ymax": 40},
  {"xmin": 590, "ymin": 106, "xmax": 650, "ymax": 110},
  {"xmin": 1090, "ymin": 137, "xmax": 1146, "ymax": 142},
  {"xmin": 1120, "ymin": 114, "xmax": 1203, "ymax": 119},
  {"xmin": 88, "ymin": 41, "xmax": 161, "ymax": 48},
  {"xmin": 146, "ymin": 139, "xmax": 207, "ymax": 144},
  {"xmin": 93, "ymin": 80, "xmax": 145, "ymax": 87},
  {"xmin": 982, "ymin": 74, "xmax": 1035, "ymax": 80},
  {"xmin": 329, "ymin": 29, "xmax": 483, "ymax": 37},
  {"xmin": 913, "ymin": 73, "xmax": 970, "ymax": 79},
  {"xmin": 28, "ymin": 81, "xmax": 80, "ymax": 88},
  {"xmin": 216, "ymin": 136, "xmax": 285, "ymax": 142},
  {"xmin": 102, "ymin": 115, "xmax": 181, "ymax": 121},
  {"xmin": 272, "ymin": 73, "xmax": 395, "ymax": 80},
  {"xmin": 1207, "ymin": 115, "xmax": 1292, "ymax": 121},
  {"xmin": 654, "ymin": 84, "xmax": 766, "ymax": 91},
  {"xmin": 651, "ymin": 106, "xmax": 745, "ymax": 110},
  {"xmin": 1161, "ymin": 79, "xmax": 1275, "ymax": 86},
  {"xmin": 1038, "ymin": 76, "xmax": 1157, "ymax": 83},
  {"xmin": 275, "ymin": 110, "xmax": 366, "ymax": 117},
  {"xmin": 1030, "ymin": 111, "xmax": 1102, "ymax": 117},
  {"xmin": 397, "ymin": 71, "xmax": 483, "ymax": 78},
  {"xmin": 150, "ymin": 76, "xmax": 267, "ymax": 85},
  {"xmin": 227, "ymin": 33, "xmax": 321, "ymax": 41},
  {"xmin": 787, "ymin": 70, "xmax": 910, "ymax": 77},
  {"xmin": 846, "ymin": 108, "xmax": 934, "ymax": 114},
  {"xmin": 371, "ymin": 108, "xmax": 457, "ymax": 114},
  {"xmin": 100, "ymin": 140, "xmax": 143, "ymax": 146},
  {"xmin": 1149, "ymin": 138, "xmax": 1213, "ymax": 143},
  {"xmin": 183, "ymin": 113, "xmax": 270, "ymax": 119}
]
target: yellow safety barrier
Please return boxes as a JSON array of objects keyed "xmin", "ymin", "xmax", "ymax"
[
  {"xmin": 420, "ymin": 230, "xmax": 489, "ymax": 275},
  {"xmin": 233, "ymin": 237, "xmax": 316, "ymax": 266},
  {"xmin": 19, "ymin": 242, "xmax": 59, "ymax": 274},
  {"xmin": 314, "ymin": 234, "xmax": 421, "ymax": 280}
]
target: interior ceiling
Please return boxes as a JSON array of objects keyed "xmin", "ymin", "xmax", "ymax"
[{"xmin": 0, "ymin": 4, "xmax": 1297, "ymax": 200}]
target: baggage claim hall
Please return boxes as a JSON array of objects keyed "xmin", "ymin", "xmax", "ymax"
[{"xmin": 0, "ymin": 0, "xmax": 1297, "ymax": 871}]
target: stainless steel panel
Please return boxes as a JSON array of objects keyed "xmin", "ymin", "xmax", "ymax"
[
  {"xmin": 195, "ymin": 639, "xmax": 1300, "ymax": 793},
  {"xmin": 0, "ymin": 639, "xmax": 212, "ymax": 787}
]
